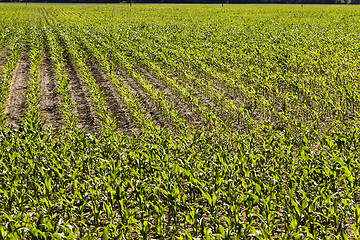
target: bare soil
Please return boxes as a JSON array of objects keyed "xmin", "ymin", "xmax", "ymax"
[
  {"xmin": 0, "ymin": 48, "xmax": 8, "ymax": 80},
  {"xmin": 4, "ymin": 52, "xmax": 29, "ymax": 127},
  {"xmin": 0, "ymin": 48, "xmax": 8, "ymax": 67},
  {"xmin": 39, "ymin": 51, "xmax": 64, "ymax": 130}
]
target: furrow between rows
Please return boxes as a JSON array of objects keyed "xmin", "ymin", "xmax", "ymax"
[
  {"xmin": 40, "ymin": 51, "xmax": 63, "ymax": 130},
  {"xmin": 4, "ymin": 52, "xmax": 28, "ymax": 127},
  {"xmin": 0, "ymin": 48, "xmax": 8, "ymax": 77}
]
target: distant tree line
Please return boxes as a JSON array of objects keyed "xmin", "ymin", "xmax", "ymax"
[{"xmin": 1, "ymin": 0, "xmax": 357, "ymax": 5}]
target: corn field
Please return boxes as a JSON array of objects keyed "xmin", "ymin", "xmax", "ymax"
[{"xmin": 0, "ymin": 3, "xmax": 360, "ymax": 239}]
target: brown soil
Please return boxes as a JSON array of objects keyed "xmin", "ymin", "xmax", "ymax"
[
  {"xmin": 4, "ymin": 52, "xmax": 29, "ymax": 127},
  {"xmin": 135, "ymin": 66, "xmax": 203, "ymax": 128},
  {"xmin": 0, "ymin": 48, "xmax": 7, "ymax": 62},
  {"xmin": 114, "ymin": 66, "xmax": 170, "ymax": 130},
  {"xmin": 64, "ymin": 54, "xmax": 98, "ymax": 132},
  {"xmin": 39, "ymin": 51, "xmax": 63, "ymax": 130},
  {"xmin": 86, "ymin": 58, "xmax": 139, "ymax": 135},
  {"xmin": 0, "ymin": 48, "xmax": 8, "ymax": 76}
]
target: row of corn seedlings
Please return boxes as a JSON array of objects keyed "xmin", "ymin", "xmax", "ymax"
[
  {"xmin": 65, "ymin": 25, "xmax": 190, "ymax": 133},
  {"xmin": 22, "ymin": 25, "xmax": 43, "ymax": 132},
  {"xmin": 41, "ymin": 24, "xmax": 78, "ymax": 132},
  {"xmin": 0, "ymin": 28, "xmax": 26, "ymax": 126}
]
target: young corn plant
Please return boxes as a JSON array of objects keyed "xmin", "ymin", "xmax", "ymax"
[{"xmin": 23, "ymin": 25, "xmax": 44, "ymax": 132}]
